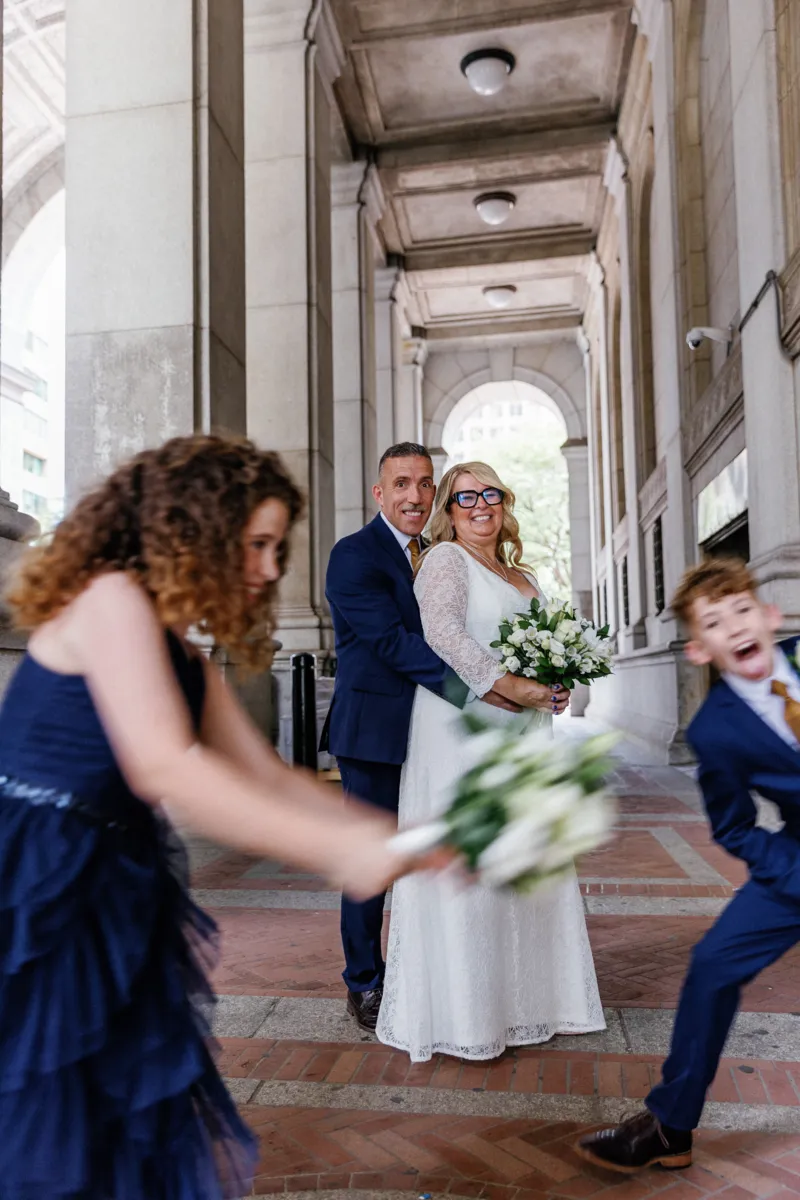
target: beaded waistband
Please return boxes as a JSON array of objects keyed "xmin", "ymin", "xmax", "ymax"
[{"xmin": 0, "ymin": 771, "xmax": 152, "ymax": 834}]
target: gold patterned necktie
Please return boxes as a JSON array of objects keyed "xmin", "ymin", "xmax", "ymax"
[
  {"xmin": 771, "ymin": 680, "xmax": 800, "ymax": 743},
  {"xmin": 408, "ymin": 538, "xmax": 421, "ymax": 570}
]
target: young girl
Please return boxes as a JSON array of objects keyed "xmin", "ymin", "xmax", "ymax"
[{"xmin": 0, "ymin": 434, "xmax": 411, "ymax": 1198}]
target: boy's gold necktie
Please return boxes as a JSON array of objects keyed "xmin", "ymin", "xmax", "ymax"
[
  {"xmin": 771, "ymin": 680, "xmax": 800, "ymax": 742},
  {"xmin": 408, "ymin": 538, "xmax": 420, "ymax": 570}
]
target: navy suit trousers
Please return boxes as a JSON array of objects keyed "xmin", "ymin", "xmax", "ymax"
[
  {"xmin": 337, "ymin": 756, "xmax": 402, "ymax": 993},
  {"xmin": 647, "ymin": 879, "xmax": 800, "ymax": 1129}
]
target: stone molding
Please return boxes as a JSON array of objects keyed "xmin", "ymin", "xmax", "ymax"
[
  {"xmin": 359, "ymin": 163, "xmax": 386, "ymax": 231},
  {"xmin": 560, "ymin": 437, "xmax": 588, "ymax": 462},
  {"xmin": 603, "ymin": 135, "xmax": 629, "ymax": 214},
  {"xmin": 402, "ymin": 335, "xmax": 427, "ymax": 369},
  {"xmin": 780, "ymin": 247, "xmax": 800, "ymax": 359},
  {"xmin": 374, "ymin": 263, "xmax": 401, "ymax": 304},
  {"xmin": 245, "ymin": 0, "xmax": 345, "ymax": 90},
  {"xmin": 331, "ymin": 161, "xmax": 368, "ymax": 209},
  {"xmin": 638, "ymin": 456, "xmax": 667, "ymax": 531},
  {"xmin": 632, "ymin": 0, "xmax": 665, "ymax": 60},
  {"xmin": 612, "ymin": 513, "xmax": 630, "ymax": 562},
  {"xmin": 683, "ymin": 344, "xmax": 744, "ymax": 479}
]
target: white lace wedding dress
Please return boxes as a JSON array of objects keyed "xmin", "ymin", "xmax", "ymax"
[{"xmin": 376, "ymin": 541, "xmax": 605, "ymax": 1063}]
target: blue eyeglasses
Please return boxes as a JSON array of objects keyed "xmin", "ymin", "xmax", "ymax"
[{"xmin": 447, "ymin": 487, "xmax": 505, "ymax": 510}]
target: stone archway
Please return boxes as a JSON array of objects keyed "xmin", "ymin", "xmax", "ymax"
[{"xmin": 421, "ymin": 340, "xmax": 592, "ymax": 713}]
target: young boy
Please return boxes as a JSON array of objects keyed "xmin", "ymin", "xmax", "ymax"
[{"xmin": 577, "ymin": 556, "xmax": 800, "ymax": 1174}]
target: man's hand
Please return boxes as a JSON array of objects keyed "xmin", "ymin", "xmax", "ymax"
[{"xmin": 480, "ymin": 688, "xmax": 523, "ymax": 714}]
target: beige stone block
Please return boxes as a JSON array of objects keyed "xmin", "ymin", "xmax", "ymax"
[
  {"xmin": 245, "ymin": 41, "xmax": 307, "ymax": 165},
  {"xmin": 66, "ymin": 104, "xmax": 194, "ymax": 336},
  {"xmin": 334, "ymin": 399, "xmax": 366, "ymax": 509},
  {"xmin": 66, "ymin": 0, "xmax": 192, "ymax": 118},
  {"xmin": 331, "ymin": 211, "xmax": 360, "ymax": 293},
  {"xmin": 246, "ymin": 304, "xmax": 309, "ymax": 450},
  {"xmin": 66, "ymin": 326, "xmax": 194, "ymax": 499},
  {"xmin": 333, "ymin": 290, "xmax": 363, "ymax": 400},
  {"xmin": 245, "ymin": 157, "xmax": 308, "ymax": 308}
]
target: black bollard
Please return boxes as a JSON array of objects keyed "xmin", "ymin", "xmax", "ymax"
[{"xmin": 291, "ymin": 653, "xmax": 317, "ymax": 768}]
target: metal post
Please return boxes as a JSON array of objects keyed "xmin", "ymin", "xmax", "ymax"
[{"xmin": 291, "ymin": 652, "xmax": 318, "ymax": 768}]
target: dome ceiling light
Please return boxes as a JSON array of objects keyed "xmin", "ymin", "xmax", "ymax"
[
  {"xmin": 460, "ymin": 49, "xmax": 516, "ymax": 97},
  {"xmin": 474, "ymin": 191, "xmax": 516, "ymax": 227},
  {"xmin": 483, "ymin": 285, "xmax": 518, "ymax": 310}
]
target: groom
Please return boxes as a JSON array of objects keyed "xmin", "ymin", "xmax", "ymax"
[{"xmin": 323, "ymin": 442, "xmax": 515, "ymax": 1030}]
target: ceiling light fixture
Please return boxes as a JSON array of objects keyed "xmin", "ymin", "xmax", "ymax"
[
  {"xmin": 460, "ymin": 49, "xmax": 516, "ymax": 97},
  {"xmin": 474, "ymin": 191, "xmax": 517, "ymax": 226},
  {"xmin": 483, "ymin": 285, "xmax": 517, "ymax": 310}
]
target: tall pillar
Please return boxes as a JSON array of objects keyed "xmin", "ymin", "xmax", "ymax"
[
  {"xmin": 374, "ymin": 263, "xmax": 402, "ymax": 457},
  {"xmin": 587, "ymin": 256, "xmax": 619, "ymax": 635},
  {"xmin": 65, "ymin": 0, "xmax": 246, "ymax": 497},
  {"xmin": 0, "ymin": 0, "xmax": 39, "ymax": 692},
  {"xmin": 604, "ymin": 136, "xmax": 647, "ymax": 648},
  {"xmin": 728, "ymin": 0, "xmax": 800, "ymax": 623},
  {"xmin": 331, "ymin": 161, "xmax": 382, "ymax": 540},
  {"xmin": 244, "ymin": 0, "xmax": 343, "ymax": 650},
  {"xmin": 562, "ymin": 437, "xmax": 593, "ymax": 715},
  {"xmin": 578, "ymin": 330, "xmax": 601, "ymax": 624},
  {"xmin": 401, "ymin": 334, "xmax": 428, "ymax": 445}
]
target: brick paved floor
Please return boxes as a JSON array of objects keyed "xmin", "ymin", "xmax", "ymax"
[{"xmin": 190, "ymin": 736, "xmax": 800, "ymax": 1197}]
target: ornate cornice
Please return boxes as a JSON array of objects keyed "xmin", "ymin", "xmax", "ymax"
[
  {"xmin": 683, "ymin": 343, "xmax": 744, "ymax": 478},
  {"xmin": 603, "ymin": 135, "xmax": 629, "ymax": 215}
]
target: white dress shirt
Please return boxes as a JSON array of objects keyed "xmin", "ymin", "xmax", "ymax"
[
  {"xmin": 723, "ymin": 647, "xmax": 800, "ymax": 747},
  {"xmin": 380, "ymin": 512, "xmax": 420, "ymax": 566}
]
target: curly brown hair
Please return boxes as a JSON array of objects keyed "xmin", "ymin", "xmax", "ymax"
[
  {"xmin": 672, "ymin": 556, "xmax": 756, "ymax": 626},
  {"xmin": 6, "ymin": 434, "xmax": 303, "ymax": 669}
]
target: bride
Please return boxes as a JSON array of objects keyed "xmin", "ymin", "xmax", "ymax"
[{"xmin": 376, "ymin": 461, "xmax": 605, "ymax": 1063}]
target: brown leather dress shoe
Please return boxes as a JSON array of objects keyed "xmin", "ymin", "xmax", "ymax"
[
  {"xmin": 346, "ymin": 986, "xmax": 383, "ymax": 1032},
  {"xmin": 576, "ymin": 1110, "xmax": 693, "ymax": 1174}
]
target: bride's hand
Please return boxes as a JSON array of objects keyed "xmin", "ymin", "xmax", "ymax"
[
  {"xmin": 503, "ymin": 676, "xmax": 571, "ymax": 715},
  {"xmin": 330, "ymin": 815, "xmax": 455, "ymax": 900}
]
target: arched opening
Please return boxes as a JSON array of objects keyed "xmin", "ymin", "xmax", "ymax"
[
  {"xmin": 442, "ymin": 380, "xmax": 571, "ymax": 603},
  {"xmin": 0, "ymin": 191, "xmax": 66, "ymax": 529}
]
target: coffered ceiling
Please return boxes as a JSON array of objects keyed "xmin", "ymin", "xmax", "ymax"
[
  {"xmin": 333, "ymin": 0, "xmax": 635, "ymax": 335},
  {"xmin": 3, "ymin": 0, "xmax": 635, "ymax": 339}
]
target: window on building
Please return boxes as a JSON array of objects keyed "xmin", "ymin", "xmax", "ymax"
[
  {"xmin": 622, "ymin": 557, "xmax": 630, "ymax": 628},
  {"xmin": 23, "ymin": 452, "xmax": 46, "ymax": 476},
  {"xmin": 510, "ymin": 403, "xmax": 523, "ymax": 416},
  {"xmin": 470, "ymin": 427, "xmax": 483, "ymax": 441},
  {"xmin": 653, "ymin": 517, "xmax": 665, "ymax": 615},
  {"xmin": 22, "ymin": 491, "xmax": 49, "ymax": 521},
  {"xmin": 24, "ymin": 411, "xmax": 47, "ymax": 441}
]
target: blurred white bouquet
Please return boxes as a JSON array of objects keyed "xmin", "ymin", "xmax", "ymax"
[
  {"xmin": 391, "ymin": 719, "xmax": 619, "ymax": 893},
  {"xmin": 492, "ymin": 598, "xmax": 614, "ymax": 691}
]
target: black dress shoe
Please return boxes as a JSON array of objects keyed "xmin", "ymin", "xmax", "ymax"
[
  {"xmin": 576, "ymin": 1111, "xmax": 692, "ymax": 1174},
  {"xmin": 346, "ymin": 986, "xmax": 383, "ymax": 1032}
]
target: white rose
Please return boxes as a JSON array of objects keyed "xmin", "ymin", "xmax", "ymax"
[
  {"xmin": 477, "ymin": 812, "xmax": 551, "ymax": 887},
  {"xmin": 508, "ymin": 628, "xmax": 528, "ymax": 647},
  {"xmin": 500, "ymin": 643, "xmax": 516, "ymax": 657},
  {"xmin": 523, "ymin": 666, "xmax": 537, "ymax": 678},
  {"xmin": 580, "ymin": 627, "xmax": 600, "ymax": 650},
  {"xmin": 549, "ymin": 639, "xmax": 566, "ymax": 657},
  {"xmin": 481, "ymin": 762, "xmax": 521, "ymax": 790},
  {"xmin": 505, "ymin": 655, "xmax": 521, "ymax": 674},
  {"xmin": 536, "ymin": 631, "xmax": 552, "ymax": 650},
  {"xmin": 551, "ymin": 654, "xmax": 565, "ymax": 668},
  {"xmin": 505, "ymin": 781, "xmax": 582, "ymax": 824}
]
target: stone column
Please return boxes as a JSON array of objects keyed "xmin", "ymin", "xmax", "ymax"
[
  {"xmin": 401, "ymin": 333, "xmax": 428, "ymax": 445},
  {"xmin": 578, "ymin": 330, "xmax": 601, "ymax": 624},
  {"xmin": 331, "ymin": 161, "xmax": 384, "ymax": 539},
  {"xmin": 374, "ymin": 262, "xmax": 402, "ymax": 457},
  {"xmin": 587, "ymin": 256, "xmax": 619, "ymax": 634},
  {"xmin": 244, "ymin": 0, "xmax": 343, "ymax": 651},
  {"xmin": 562, "ymin": 437, "xmax": 593, "ymax": 715},
  {"xmin": 0, "ymin": 0, "xmax": 39, "ymax": 693},
  {"xmin": 604, "ymin": 136, "xmax": 647, "ymax": 648},
  {"xmin": 728, "ymin": 0, "xmax": 800, "ymax": 623},
  {"xmin": 65, "ymin": 0, "xmax": 246, "ymax": 497}
]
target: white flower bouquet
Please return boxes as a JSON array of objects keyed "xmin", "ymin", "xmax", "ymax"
[
  {"xmin": 492, "ymin": 598, "xmax": 613, "ymax": 691},
  {"xmin": 391, "ymin": 719, "xmax": 619, "ymax": 893}
]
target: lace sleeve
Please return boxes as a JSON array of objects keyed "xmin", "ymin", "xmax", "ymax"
[{"xmin": 414, "ymin": 543, "xmax": 502, "ymax": 698}]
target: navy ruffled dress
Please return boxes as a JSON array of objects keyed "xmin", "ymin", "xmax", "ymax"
[{"xmin": 0, "ymin": 631, "xmax": 256, "ymax": 1198}]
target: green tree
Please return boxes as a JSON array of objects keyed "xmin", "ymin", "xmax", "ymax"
[{"xmin": 471, "ymin": 410, "xmax": 571, "ymax": 605}]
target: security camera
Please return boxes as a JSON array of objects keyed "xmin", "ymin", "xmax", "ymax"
[{"xmin": 686, "ymin": 326, "xmax": 732, "ymax": 350}]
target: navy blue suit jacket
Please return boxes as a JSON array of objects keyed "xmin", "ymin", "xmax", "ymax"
[
  {"xmin": 324, "ymin": 515, "xmax": 469, "ymax": 765},
  {"xmin": 687, "ymin": 635, "xmax": 800, "ymax": 902}
]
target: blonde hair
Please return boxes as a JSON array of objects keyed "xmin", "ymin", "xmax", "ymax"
[{"xmin": 426, "ymin": 461, "xmax": 528, "ymax": 570}]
